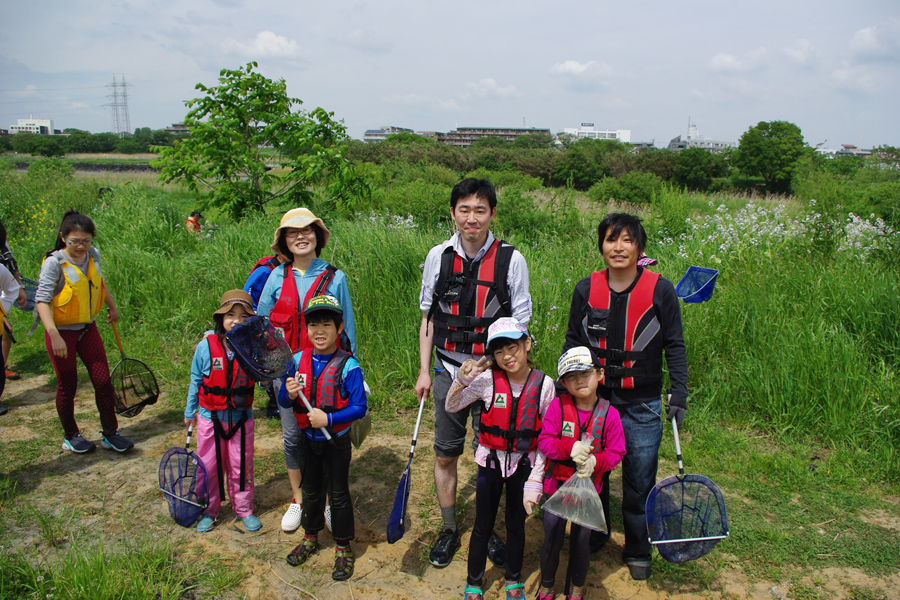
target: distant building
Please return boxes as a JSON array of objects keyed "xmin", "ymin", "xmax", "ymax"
[
  {"xmin": 562, "ymin": 123, "xmax": 631, "ymax": 143},
  {"xmin": 416, "ymin": 131, "xmax": 444, "ymax": 141},
  {"xmin": 9, "ymin": 115, "xmax": 54, "ymax": 135},
  {"xmin": 164, "ymin": 123, "xmax": 190, "ymax": 135},
  {"xmin": 363, "ymin": 126, "xmax": 414, "ymax": 143},
  {"xmin": 667, "ymin": 123, "xmax": 734, "ymax": 153},
  {"xmin": 835, "ymin": 144, "xmax": 871, "ymax": 158},
  {"xmin": 631, "ymin": 141, "xmax": 656, "ymax": 151},
  {"xmin": 439, "ymin": 126, "xmax": 551, "ymax": 148}
]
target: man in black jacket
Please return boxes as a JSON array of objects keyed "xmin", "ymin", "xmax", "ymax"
[{"xmin": 562, "ymin": 212, "xmax": 688, "ymax": 580}]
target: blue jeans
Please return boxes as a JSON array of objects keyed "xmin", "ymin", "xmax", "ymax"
[{"xmin": 617, "ymin": 397, "xmax": 663, "ymax": 562}]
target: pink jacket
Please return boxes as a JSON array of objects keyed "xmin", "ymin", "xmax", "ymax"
[{"xmin": 537, "ymin": 396, "xmax": 626, "ymax": 495}]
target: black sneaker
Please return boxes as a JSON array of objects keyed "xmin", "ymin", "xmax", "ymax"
[
  {"xmin": 429, "ymin": 528, "xmax": 460, "ymax": 568},
  {"xmin": 0, "ymin": 402, "xmax": 8, "ymax": 416},
  {"xmin": 589, "ymin": 529, "xmax": 610, "ymax": 553},
  {"xmin": 62, "ymin": 434, "xmax": 96, "ymax": 453},
  {"xmin": 487, "ymin": 530, "xmax": 507, "ymax": 568},
  {"xmin": 627, "ymin": 561, "xmax": 652, "ymax": 580},
  {"xmin": 100, "ymin": 432, "xmax": 134, "ymax": 453}
]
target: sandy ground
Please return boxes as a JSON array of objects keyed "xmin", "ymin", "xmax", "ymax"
[{"xmin": 2, "ymin": 374, "xmax": 898, "ymax": 600}]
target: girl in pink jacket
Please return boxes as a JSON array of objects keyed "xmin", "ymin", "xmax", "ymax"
[{"xmin": 537, "ymin": 347, "xmax": 626, "ymax": 600}]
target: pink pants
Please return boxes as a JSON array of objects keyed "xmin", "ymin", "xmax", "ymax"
[{"xmin": 196, "ymin": 414, "xmax": 255, "ymax": 518}]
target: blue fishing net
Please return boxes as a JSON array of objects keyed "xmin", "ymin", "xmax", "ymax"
[
  {"xmin": 224, "ymin": 316, "xmax": 294, "ymax": 382},
  {"xmin": 675, "ymin": 266, "xmax": 719, "ymax": 303},
  {"xmin": 158, "ymin": 446, "xmax": 209, "ymax": 527},
  {"xmin": 646, "ymin": 473, "xmax": 729, "ymax": 563}
]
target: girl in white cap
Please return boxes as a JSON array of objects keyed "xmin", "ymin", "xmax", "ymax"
[
  {"xmin": 445, "ymin": 317, "xmax": 556, "ymax": 600},
  {"xmin": 536, "ymin": 346, "xmax": 626, "ymax": 600},
  {"xmin": 256, "ymin": 208, "xmax": 358, "ymax": 534}
]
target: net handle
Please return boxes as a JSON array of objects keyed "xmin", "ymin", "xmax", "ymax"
[
  {"xmin": 110, "ymin": 319, "xmax": 127, "ymax": 361},
  {"xmin": 669, "ymin": 394, "xmax": 684, "ymax": 476},
  {"xmin": 186, "ymin": 423, "xmax": 194, "ymax": 450}
]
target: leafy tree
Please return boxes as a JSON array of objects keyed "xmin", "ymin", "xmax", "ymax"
[
  {"xmin": 552, "ymin": 138, "xmax": 631, "ymax": 189},
  {"xmin": 470, "ymin": 136, "xmax": 509, "ymax": 148},
  {"xmin": 675, "ymin": 147, "xmax": 718, "ymax": 191},
  {"xmin": 0, "ymin": 136, "xmax": 11, "ymax": 152},
  {"xmin": 734, "ymin": 121, "xmax": 811, "ymax": 193},
  {"xmin": 383, "ymin": 132, "xmax": 437, "ymax": 146},
  {"xmin": 154, "ymin": 62, "xmax": 369, "ymax": 218},
  {"xmin": 632, "ymin": 148, "xmax": 677, "ymax": 181},
  {"xmin": 512, "ymin": 133, "xmax": 554, "ymax": 149}
]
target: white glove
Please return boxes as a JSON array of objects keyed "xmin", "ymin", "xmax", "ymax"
[
  {"xmin": 523, "ymin": 487, "xmax": 542, "ymax": 515},
  {"xmin": 570, "ymin": 441, "xmax": 591, "ymax": 465},
  {"xmin": 576, "ymin": 454, "xmax": 597, "ymax": 478}
]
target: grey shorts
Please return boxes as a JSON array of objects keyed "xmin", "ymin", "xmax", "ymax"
[{"xmin": 433, "ymin": 362, "xmax": 481, "ymax": 458}]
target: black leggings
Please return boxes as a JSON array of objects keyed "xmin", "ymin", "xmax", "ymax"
[
  {"xmin": 298, "ymin": 432, "xmax": 354, "ymax": 544},
  {"xmin": 467, "ymin": 457, "xmax": 530, "ymax": 587},
  {"xmin": 540, "ymin": 510, "xmax": 591, "ymax": 590}
]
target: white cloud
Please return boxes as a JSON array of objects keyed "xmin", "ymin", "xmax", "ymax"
[
  {"xmin": 332, "ymin": 29, "xmax": 392, "ymax": 53},
  {"xmin": 830, "ymin": 62, "xmax": 878, "ymax": 93},
  {"xmin": 383, "ymin": 93, "xmax": 461, "ymax": 111},
  {"xmin": 550, "ymin": 60, "xmax": 612, "ymax": 77},
  {"xmin": 782, "ymin": 39, "xmax": 815, "ymax": 66},
  {"xmin": 464, "ymin": 78, "xmax": 518, "ymax": 99},
  {"xmin": 708, "ymin": 48, "xmax": 768, "ymax": 73},
  {"xmin": 848, "ymin": 20, "xmax": 900, "ymax": 62},
  {"xmin": 221, "ymin": 31, "xmax": 300, "ymax": 59}
]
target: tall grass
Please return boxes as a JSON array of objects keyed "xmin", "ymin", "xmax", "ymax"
[{"xmin": 2, "ymin": 170, "xmax": 899, "ymax": 479}]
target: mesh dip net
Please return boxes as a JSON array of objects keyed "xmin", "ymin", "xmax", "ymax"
[{"xmin": 224, "ymin": 316, "xmax": 294, "ymax": 382}]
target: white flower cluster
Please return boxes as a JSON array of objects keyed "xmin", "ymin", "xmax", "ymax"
[{"xmin": 357, "ymin": 212, "xmax": 419, "ymax": 230}]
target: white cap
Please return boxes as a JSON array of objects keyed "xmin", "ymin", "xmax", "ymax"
[
  {"xmin": 557, "ymin": 346, "xmax": 596, "ymax": 379},
  {"xmin": 486, "ymin": 317, "xmax": 528, "ymax": 348}
]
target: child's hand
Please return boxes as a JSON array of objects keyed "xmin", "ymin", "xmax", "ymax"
[
  {"xmin": 523, "ymin": 488, "xmax": 542, "ymax": 515},
  {"xmin": 284, "ymin": 373, "xmax": 302, "ymax": 399},
  {"xmin": 576, "ymin": 454, "xmax": 597, "ymax": 478},
  {"xmin": 184, "ymin": 417, "xmax": 196, "ymax": 429},
  {"xmin": 459, "ymin": 356, "xmax": 491, "ymax": 383},
  {"xmin": 308, "ymin": 407, "xmax": 328, "ymax": 429},
  {"xmin": 570, "ymin": 440, "xmax": 591, "ymax": 464}
]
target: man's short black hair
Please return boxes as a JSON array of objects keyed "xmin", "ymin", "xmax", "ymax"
[
  {"xmin": 597, "ymin": 213, "xmax": 647, "ymax": 255},
  {"xmin": 450, "ymin": 178, "xmax": 497, "ymax": 210}
]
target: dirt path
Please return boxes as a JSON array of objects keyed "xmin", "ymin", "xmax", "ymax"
[{"xmin": 2, "ymin": 375, "xmax": 898, "ymax": 600}]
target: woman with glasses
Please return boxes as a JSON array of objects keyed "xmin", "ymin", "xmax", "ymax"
[
  {"xmin": 256, "ymin": 208, "xmax": 358, "ymax": 537},
  {"xmin": 35, "ymin": 210, "xmax": 133, "ymax": 454}
]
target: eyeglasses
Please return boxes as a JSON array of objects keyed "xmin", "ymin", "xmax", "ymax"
[
  {"xmin": 65, "ymin": 238, "xmax": 93, "ymax": 247},
  {"xmin": 562, "ymin": 369, "xmax": 595, "ymax": 382},
  {"xmin": 284, "ymin": 226, "xmax": 315, "ymax": 240}
]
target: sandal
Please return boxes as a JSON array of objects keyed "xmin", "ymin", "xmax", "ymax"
[
  {"xmin": 464, "ymin": 587, "xmax": 483, "ymax": 600},
  {"xmin": 332, "ymin": 546, "xmax": 355, "ymax": 581},
  {"xmin": 506, "ymin": 581, "xmax": 525, "ymax": 600},
  {"xmin": 286, "ymin": 538, "xmax": 318, "ymax": 567}
]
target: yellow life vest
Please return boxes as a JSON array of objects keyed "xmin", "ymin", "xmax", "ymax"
[{"xmin": 45, "ymin": 250, "xmax": 105, "ymax": 326}]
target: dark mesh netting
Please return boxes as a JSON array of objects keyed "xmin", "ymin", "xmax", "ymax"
[
  {"xmin": 646, "ymin": 474, "xmax": 730, "ymax": 563},
  {"xmin": 224, "ymin": 316, "xmax": 293, "ymax": 382},
  {"xmin": 158, "ymin": 446, "xmax": 209, "ymax": 527},
  {"xmin": 111, "ymin": 358, "xmax": 159, "ymax": 418}
]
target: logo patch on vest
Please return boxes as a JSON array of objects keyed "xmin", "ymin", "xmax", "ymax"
[
  {"xmin": 275, "ymin": 326, "xmax": 285, "ymax": 339},
  {"xmin": 561, "ymin": 421, "xmax": 575, "ymax": 438},
  {"xmin": 297, "ymin": 373, "xmax": 307, "ymax": 388},
  {"xmin": 494, "ymin": 392, "xmax": 508, "ymax": 409},
  {"xmin": 212, "ymin": 357, "xmax": 224, "ymax": 371}
]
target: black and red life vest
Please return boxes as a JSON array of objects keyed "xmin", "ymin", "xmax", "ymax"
[
  {"xmin": 248, "ymin": 255, "xmax": 281, "ymax": 277},
  {"xmin": 293, "ymin": 349, "xmax": 353, "ymax": 434},
  {"xmin": 268, "ymin": 262, "xmax": 338, "ymax": 353},
  {"xmin": 429, "ymin": 238, "xmax": 515, "ymax": 357},
  {"xmin": 479, "ymin": 368, "xmax": 544, "ymax": 454},
  {"xmin": 198, "ymin": 334, "xmax": 255, "ymax": 411},
  {"xmin": 584, "ymin": 268, "xmax": 663, "ymax": 389},
  {"xmin": 545, "ymin": 393, "xmax": 611, "ymax": 485}
]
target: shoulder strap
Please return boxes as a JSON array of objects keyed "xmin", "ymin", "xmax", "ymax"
[
  {"xmin": 493, "ymin": 240, "xmax": 515, "ymax": 316},
  {"xmin": 427, "ymin": 246, "xmax": 458, "ymax": 325}
]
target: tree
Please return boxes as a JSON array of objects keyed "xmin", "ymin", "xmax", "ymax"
[
  {"xmin": 734, "ymin": 121, "xmax": 811, "ymax": 193},
  {"xmin": 675, "ymin": 147, "xmax": 717, "ymax": 191},
  {"xmin": 470, "ymin": 136, "xmax": 510, "ymax": 148},
  {"xmin": 154, "ymin": 62, "xmax": 369, "ymax": 218},
  {"xmin": 512, "ymin": 133, "xmax": 554, "ymax": 149}
]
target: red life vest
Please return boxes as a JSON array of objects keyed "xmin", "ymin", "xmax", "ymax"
[
  {"xmin": 429, "ymin": 238, "xmax": 515, "ymax": 357},
  {"xmin": 293, "ymin": 349, "xmax": 352, "ymax": 434},
  {"xmin": 479, "ymin": 368, "xmax": 544, "ymax": 454},
  {"xmin": 585, "ymin": 268, "xmax": 663, "ymax": 389},
  {"xmin": 248, "ymin": 255, "xmax": 281, "ymax": 277},
  {"xmin": 198, "ymin": 334, "xmax": 255, "ymax": 411},
  {"xmin": 268, "ymin": 262, "xmax": 338, "ymax": 353},
  {"xmin": 545, "ymin": 393, "xmax": 611, "ymax": 485}
]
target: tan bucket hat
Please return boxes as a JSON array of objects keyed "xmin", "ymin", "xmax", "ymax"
[
  {"xmin": 270, "ymin": 208, "xmax": 330, "ymax": 262},
  {"xmin": 213, "ymin": 289, "xmax": 257, "ymax": 316}
]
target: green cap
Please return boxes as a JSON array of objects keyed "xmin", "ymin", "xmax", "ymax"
[{"xmin": 304, "ymin": 294, "xmax": 343, "ymax": 316}]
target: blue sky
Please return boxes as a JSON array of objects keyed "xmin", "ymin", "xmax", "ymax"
[{"xmin": 1, "ymin": 0, "xmax": 898, "ymax": 149}]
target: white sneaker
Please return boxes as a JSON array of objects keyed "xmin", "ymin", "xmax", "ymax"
[
  {"xmin": 281, "ymin": 502, "xmax": 302, "ymax": 532},
  {"xmin": 324, "ymin": 505, "xmax": 332, "ymax": 532}
]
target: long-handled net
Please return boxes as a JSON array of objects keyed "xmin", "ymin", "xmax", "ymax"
[
  {"xmin": 224, "ymin": 316, "xmax": 294, "ymax": 382},
  {"xmin": 646, "ymin": 418, "xmax": 729, "ymax": 563},
  {"xmin": 158, "ymin": 425, "xmax": 209, "ymax": 527},
  {"xmin": 110, "ymin": 322, "xmax": 159, "ymax": 417}
]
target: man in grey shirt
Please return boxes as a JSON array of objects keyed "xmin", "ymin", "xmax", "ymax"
[{"xmin": 415, "ymin": 178, "xmax": 532, "ymax": 568}]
